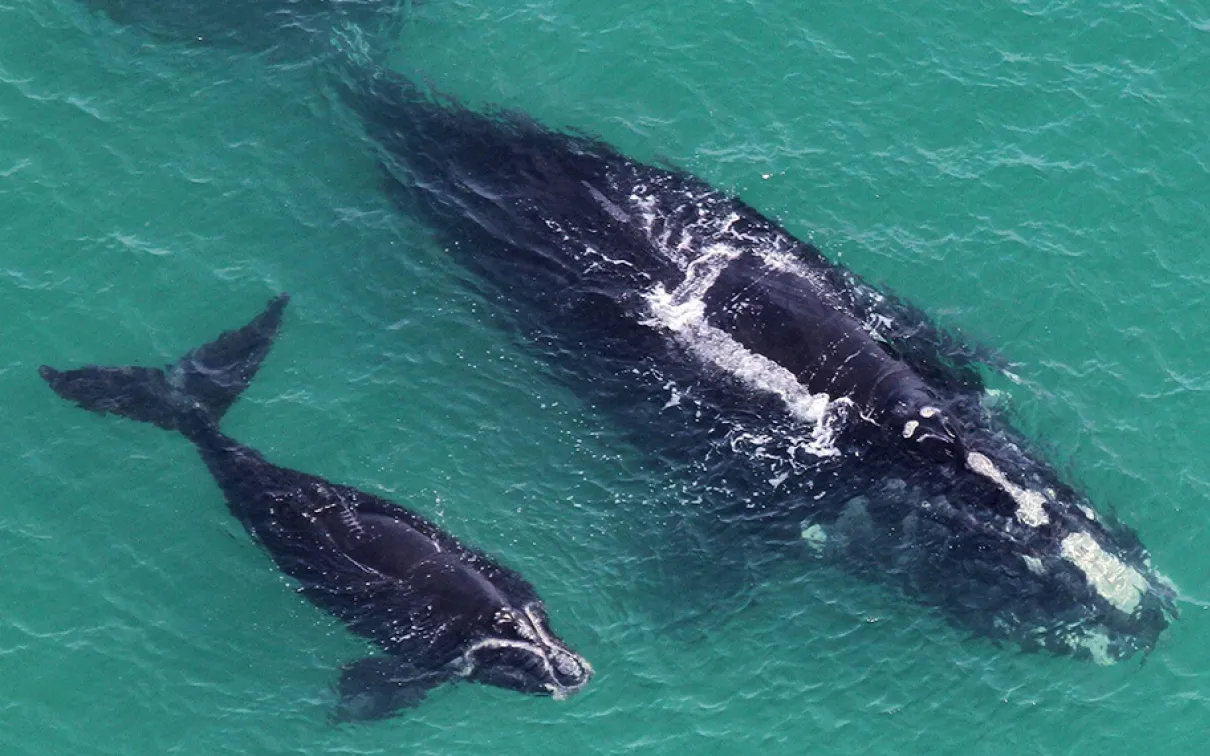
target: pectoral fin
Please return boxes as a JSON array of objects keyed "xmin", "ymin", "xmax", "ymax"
[{"xmin": 332, "ymin": 656, "xmax": 451, "ymax": 723}]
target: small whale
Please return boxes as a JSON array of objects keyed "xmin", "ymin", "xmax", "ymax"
[{"xmin": 40, "ymin": 295, "xmax": 592, "ymax": 721}]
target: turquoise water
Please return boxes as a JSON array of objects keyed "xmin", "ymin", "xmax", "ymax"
[{"xmin": 3, "ymin": 0, "xmax": 1209, "ymax": 752}]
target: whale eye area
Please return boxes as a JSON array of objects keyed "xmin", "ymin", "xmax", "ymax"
[
  {"xmin": 895, "ymin": 406, "xmax": 964, "ymax": 464},
  {"xmin": 915, "ymin": 414, "xmax": 955, "ymax": 443},
  {"xmin": 493, "ymin": 610, "xmax": 518, "ymax": 633}
]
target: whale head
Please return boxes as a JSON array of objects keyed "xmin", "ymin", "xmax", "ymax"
[
  {"xmin": 805, "ymin": 402, "xmax": 1178, "ymax": 663},
  {"xmin": 460, "ymin": 604, "xmax": 593, "ymax": 698},
  {"xmin": 947, "ymin": 412, "xmax": 1179, "ymax": 662}
]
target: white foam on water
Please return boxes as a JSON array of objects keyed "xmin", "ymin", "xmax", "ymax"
[
  {"xmin": 1060, "ymin": 531, "xmax": 1149, "ymax": 615},
  {"xmin": 640, "ymin": 242, "xmax": 845, "ymax": 458}
]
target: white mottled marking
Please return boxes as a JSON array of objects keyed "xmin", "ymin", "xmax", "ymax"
[
  {"xmin": 902, "ymin": 420, "xmax": 919, "ymax": 439},
  {"xmin": 965, "ymin": 451, "xmax": 1050, "ymax": 527},
  {"xmin": 1021, "ymin": 554, "xmax": 1044, "ymax": 575},
  {"xmin": 1067, "ymin": 629, "xmax": 1115, "ymax": 665},
  {"xmin": 800, "ymin": 523, "xmax": 828, "ymax": 554},
  {"xmin": 919, "ymin": 406, "xmax": 940, "ymax": 419},
  {"xmin": 584, "ymin": 183, "xmax": 630, "ymax": 223},
  {"xmin": 1060, "ymin": 532, "xmax": 1149, "ymax": 615},
  {"xmin": 1084, "ymin": 636, "xmax": 1114, "ymax": 666}
]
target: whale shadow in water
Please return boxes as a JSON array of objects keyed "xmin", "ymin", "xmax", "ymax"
[{"xmin": 40, "ymin": 295, "xmax": 592, "ymax": 721}]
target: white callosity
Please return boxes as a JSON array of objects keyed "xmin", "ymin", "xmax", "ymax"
[
  {"xmin": 1060, "ymin": 532, "xmax": 1149, "ymax": 616},
  {"xmin": 963, "ymin": 455, "xmax": 1152, "ymax": 616},
  {"xmin": 964, "ymin": 451, "xmax": 1050, "ymax": 527},
  {"xmin": 456, "ymin": 605, "xmax": 591, "ymax": 700}
]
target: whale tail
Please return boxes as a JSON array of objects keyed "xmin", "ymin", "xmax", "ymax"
[{"xmin": 40, "ymin": 295, "xmax": 289, "ymax": 435}]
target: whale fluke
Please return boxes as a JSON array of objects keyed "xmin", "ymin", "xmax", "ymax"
[{"xmin": 40, "ymin": 294, "xmax": 288, "ymax": 433}]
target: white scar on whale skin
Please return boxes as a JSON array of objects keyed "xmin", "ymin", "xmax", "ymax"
[
  {"xmin": 1021, "ymin": 554, "xmax": 1044, "ymax": 575},
  {"xmin": 1060, "ymin": 532, "xmax": 1149, "ymax": 616},
  {"xmin": 965, "ymin": 451, "xmax": 1050, "ymax": 527}
]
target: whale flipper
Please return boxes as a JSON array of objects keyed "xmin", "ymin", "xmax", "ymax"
[
  {"xmin": 334, "ymin": 656, "xmax": 452, "ymax": 722},
  {"xmin": 40, "ymin": 294, "xmax": 288, "ymax": 432}
]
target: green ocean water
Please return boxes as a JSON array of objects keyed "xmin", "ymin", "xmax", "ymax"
[{"xmin": 2, "ymin": 0, "xmax": 1209, "ymax": 753}]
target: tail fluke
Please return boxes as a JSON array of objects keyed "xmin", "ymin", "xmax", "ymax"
[{"xmin": 40, "ymin": 294, "xmax": 289, "ymax": 433}]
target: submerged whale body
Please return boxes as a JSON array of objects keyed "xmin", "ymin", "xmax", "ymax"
[
  {"xmin": 332, "ymin": 64, "xmax": 1178, "ymax": 662},
  {"xmin": 75, "ymin": 0, "xmax": 402, "ymax": 57},
  {"xmin": 41, "ymin": 296, "xmax": 592, "ymax": 720}
]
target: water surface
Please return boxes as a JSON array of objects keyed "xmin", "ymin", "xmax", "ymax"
[{"xmin": 2, "ymin": 0, "xmax": 1209, "ymax": 753}]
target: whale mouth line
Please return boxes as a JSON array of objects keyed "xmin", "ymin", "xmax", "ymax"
[{"xmin": 460, "ymin": 637, "xmax": 592, "ymax": 697}]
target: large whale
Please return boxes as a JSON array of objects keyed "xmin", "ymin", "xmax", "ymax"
[
  {"xmin": 327, "ymin": 57, "xmax": 1179, "ymax": 662},
  {"xmin": 40, "ymin": 295, "xmax": 592, "ymax": 721},
  {"xmin": 55, "ymin": 4, "xmax": 1179, "ymax": 660}
]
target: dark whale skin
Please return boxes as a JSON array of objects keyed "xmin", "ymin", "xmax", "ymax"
[{"xmin": 40, "ymin": 295, "xmax": 592, "ymax": 721}]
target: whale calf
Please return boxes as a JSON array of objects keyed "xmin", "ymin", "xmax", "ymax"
[
  {"xmin": 41, "ymin": 295, "xmax": 592, "ymax": 720},
  {"xmin": 331, "ymin": 61, "xmax": 1178, "ymax": 662}
]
